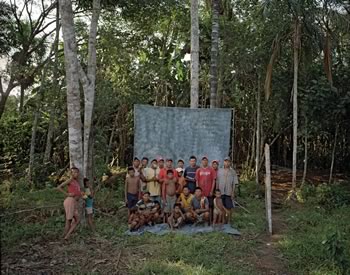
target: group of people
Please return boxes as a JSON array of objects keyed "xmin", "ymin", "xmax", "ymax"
[{"xmin": 125, "ymin": 155, "xmax": 239, "ymax": 231}]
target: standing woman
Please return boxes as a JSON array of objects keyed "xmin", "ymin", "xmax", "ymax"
[{"xmin": 57, "ymin": 167, "xmax": 82, "ymax": 240}]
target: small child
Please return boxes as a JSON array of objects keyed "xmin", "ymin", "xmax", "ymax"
[
  {"xmin": 168, "ymin": 203, "xmax": 185, "ymax": 230},
  {"xmin": 151, "ymin": 200, "xmax": 162, "ymax": 224},
  {"xmin": 128, "ymin": 207, "xmax": 142, "ymax": 231},
  {"xmin": 82, "ymin": 178, "xmax": 95, "ymax": 231},
  {"xmin": 213, "ymin": 189, "xmax": 227, "ymax": 226}
]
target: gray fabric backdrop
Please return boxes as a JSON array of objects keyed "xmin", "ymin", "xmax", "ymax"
[{"xmin": 134, "ymin": 105, "xmax": 233, "ymax": 165}]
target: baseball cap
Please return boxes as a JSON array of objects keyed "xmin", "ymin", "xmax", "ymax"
[
  {"xmin": 201, "ymin": 156, "xmax": 208, "ymax": 160},
  {"xmin": 212, "ymin": 160, "xmax": 219, "ymax": 164},
  {"xmin": 176, "ymin": 167, "xmax": 184, "ymax": 173},
  {"xmin": 224, "ymin": 157, "xmax": 231, "ymax": 161}
]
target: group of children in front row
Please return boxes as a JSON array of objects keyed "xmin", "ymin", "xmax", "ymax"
[{"xmin": 125, "ymin": 155, "xmax": 239, "ymax": 231}]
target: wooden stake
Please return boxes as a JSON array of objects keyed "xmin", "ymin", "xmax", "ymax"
[{"xmin": 264, "ymin": 144, "xmax": 272, "ymax": 234}]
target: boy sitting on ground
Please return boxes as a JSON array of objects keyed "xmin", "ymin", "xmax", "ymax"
[
  {"xmin": 162, "ymin": 170, "xmax": 178, "ymax": 222},
  {"xmin": 168, "ymin": 203, "xmax": 185, "ymax": 230},
  {"xmin": 151, "ymin": 200, "xmax": 163, "ymax": 224},
  {"xmin": 191, "ymin": 187, "xmax": 210, "ymax": 226},
  {"xmin": 125, "ymin": 167, "xmax": 141, "ymax": 217},
  {"xmin": 136, "ymin": 192, "xmax": 157, "ymax": 225},
  {"xmin": 128, "ymin": 207, "xmax": 142, "ymax": 231},
  {"xmin": 213, "ymin": 189, "xmax": 227, "ymax": 226}
]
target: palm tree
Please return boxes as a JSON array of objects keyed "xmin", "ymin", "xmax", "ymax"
[
  {"xmin": 190, "ymin": 0, "xmax": 199, "ymax": 108},
  {"xmin": 210, "ymin": 0, "xmax": 220, "ymax": 108}
]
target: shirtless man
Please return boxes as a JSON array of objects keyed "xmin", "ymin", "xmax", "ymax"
[
  {"xmin": 125, "ymin": 167, "xmax": 141, "ymax": 216},
  {"xmin": 162, "ymin": 170, "xmax": 178, "ymax": 221}
]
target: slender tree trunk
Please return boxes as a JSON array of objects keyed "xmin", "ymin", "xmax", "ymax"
[
  {"xmin": 264, "ymin": 144, "xmax": 272, "ymax": 234},
  {"xmin": 20, "ymin": 85, "xmax": 25, "ymax": 113},
  {"xmin": 59, "ymin": 0, "xmax": 83, "ymax": 183},
  {"xmin": 302, "ymin": 120, "xmax": 308, "ymax": 186},
  {"xmin": 292, "ymin": 19, "xmax": 300, "ymax": 190},
  {"xmin": 44, "ymin": 4, "xmax": 60, "ymax": 164},
  {"xmin": 255, "ymin": 76, "xmax": 261, "ymax": 188},
  {"xmin": 106, "ymin": 112, "xmax": 118, "ymax": 164},
  {"xmin": 28, "ymin": 109, "xmax": 39, "ymax": 184},
  {"xmin": 210, "ymin": 0, "xmax": 219, "ymax": 108},
  {"xmin": 329, "ymin": 124, "xmax": 339, "ymax": 184},
  {"xmin": 81, "ymin": 0, "xmax": 100, "ymax": 178},
  {"xmin": 190, "ymin": 0, "xmax": 199, "ymax": 108}
]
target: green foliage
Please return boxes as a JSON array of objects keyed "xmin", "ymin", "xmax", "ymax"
[
  {"xmin": 301, "ymin": 184, "xmax": 350, "ymax": 210},
  {"xmin": 322, "ymin": 230, "xmax": 350, "ymax": 274},
  {"xmin": 279, "ymin": 184, "xmax": 350, "ymax": 274}
]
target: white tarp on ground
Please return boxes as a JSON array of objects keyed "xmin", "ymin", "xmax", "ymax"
[{"xmin": 134, "ymin": 105, "xmax": 233, "ymax": 164}]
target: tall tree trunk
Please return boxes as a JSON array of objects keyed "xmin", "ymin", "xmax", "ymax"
[
  {"xmin": 190, "ymin": 0, "xmax": 199, "ymax": 108},
  {"xmin": 59, "ymin": 0, "xmax": 83, "ymax": 184},
  {"xmin": 28, "ymin": 109, "xmax": 39, "ymax": 184},
  {"xmin": 255, "ymin": 76, "xmax": 261, "ymax": 188},
  {"xmin": 329, "ymin": 124, "xmax": 339, "ymax": 184},
  {"xmin": 80, "ymin": 0, "xmax": 100, "ymax": 178},
  {"xmin": 301, "ymin": 119, "xmax": 308, "ymax": 186},
  {"xmin": 44, "ymin": 3, "xmax": 60, "ymax": 164},
  {"xmin": 292, "ymin": 19, "xmax": 300, "ymax": 190},
  {"xmin": 20, "ymin": 85, "xmax": 25, "ymax": 113},
  {"xmin": 210, "ymin": 0, "xmax": 219, "ymax": 108}
]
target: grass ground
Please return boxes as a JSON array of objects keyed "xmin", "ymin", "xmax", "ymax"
[{"xmin": 1, "ymin": 180, "xmax": 349, "ymax": 274}]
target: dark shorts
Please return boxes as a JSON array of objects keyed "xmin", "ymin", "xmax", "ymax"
[
  {"xmin": 222, "ymin": 195, "xmax": 235, "ymax": 209},
  {"xmin": 208, "ymin": 196, "xmax": 214, "ymax": 208},
  {"xmin": 127, "ymin": 193, "xmax": 138, "ymax": 209}
]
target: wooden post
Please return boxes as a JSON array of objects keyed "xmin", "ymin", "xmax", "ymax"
[{"xmin": 264, "ymin": 144, "xmax": 272, "ymax": 234}]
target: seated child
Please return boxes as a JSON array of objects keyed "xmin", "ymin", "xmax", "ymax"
[
  {"xmin": 168, "ymin": 203, "xmax": 185, "ymax": 230},
  {"xmin": 82, "ymin": 177, "xmax": 95, "ymax": 231},
  {"xmin": 128, "ymin": 207, "xmax": 142, "ymax": 231},
  {"xmin": 162, "ymin": 170, "xmax": 178, "ymax": 221},
  {"xmin": 150, "ymin": 200, "xmax": 162, "ymax": 224},
  {"xmin": 213, "ymin": 189, "xmax": 227, "ymax": 226}
]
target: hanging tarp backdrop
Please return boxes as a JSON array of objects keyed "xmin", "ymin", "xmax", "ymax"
[{"xmin": 134, "ymin": 105, "xmax": 233, "ymax": 165}]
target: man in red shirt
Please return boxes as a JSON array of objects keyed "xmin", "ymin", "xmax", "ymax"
[
  {"xmin": 158, "ymin": 158, "xmax": 178, "ymax": 184},
  {"xmin": 195, "ymin": 156, "xmax": 216, "ymax": 208}
]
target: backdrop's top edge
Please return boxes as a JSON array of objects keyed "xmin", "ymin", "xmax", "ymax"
[{"xmin": 134, "ymin": 104, "xmax": 234, "ymax": 111}]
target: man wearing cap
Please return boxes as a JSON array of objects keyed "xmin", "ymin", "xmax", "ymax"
[
  {"xmin": 216, "ymin": 157, "xmax": 239, "ymax": 224},
  {"xmin": 195, "ymin": 156, "xmax": 216, "ymax": 208},
  {"xmin": 158, "ymin": 158, "xmax": 178, "ymax": 184},
  {"xmin": 184, "ymin": 156, "xmax": 199, "ymax": 193},
  {"xmin": 143, "ymin": 159, "xmax": 161, "ymax": 203},
  {"xmin": 175, "ymin": 167, "xmax": 186, "ymax": 195}
]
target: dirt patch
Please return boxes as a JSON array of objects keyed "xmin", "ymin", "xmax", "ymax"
[
  {"xmin": 1, "ymin": 234, "xmax": 152, "ymax": 274},
  {"xmin": 249, "ymin": 209, "xmax": 289, "ymax": 275}
]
